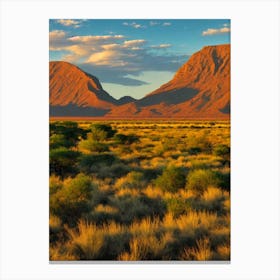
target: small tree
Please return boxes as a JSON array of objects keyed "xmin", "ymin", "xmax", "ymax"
[
  {"xmin": 154, "ymin": 166, "xmax": 186, "ymax": 193},
  {"xmin": 50, "ymin": 134, "xmax": 69, "ymax": 149},
  {"xmin": 50, "ymin": 174, "xmax": 96, "ymax": 225},
  {"xmin": 50, "ymin": 121, "xmax": 87, "ymax": 148},
  {"xmin": 186, "ymin": 169, "xmax": 220, "ymax": 195},
  {"xmin": 78, "ymin": 139, "xmax": 109, "ymax": 153},
  {"xmin": 90, "ymin": 123, "xmax": 116, "ymax": 141}
]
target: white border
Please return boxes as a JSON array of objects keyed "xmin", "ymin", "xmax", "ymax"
[{"xmin": 0, "ymin": 0, "xmax": 279, "ymax": 279}]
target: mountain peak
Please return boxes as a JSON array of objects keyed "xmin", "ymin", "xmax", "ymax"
[
  {"xmin": 117, "ymin": 96, "xmax": 137, "ymax": 105},
  {"xmin": 50, "ymin": 61, "xmax": 117, "ymax": 110},
  {"xmin": 115, "ymin": 43, "xmax": 230, "ymax": 119},
  {"xmin": 50, "ymin": 44, "xmax": 230, "ymax": 119}
]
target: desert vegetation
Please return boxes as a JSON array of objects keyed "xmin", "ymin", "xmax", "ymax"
[{"xmin": 49, "ymin": 120, "xmax": 230, "ymax": 261}]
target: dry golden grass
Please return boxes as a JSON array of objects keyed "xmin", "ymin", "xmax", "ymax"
[
  {"xmin": 49, "ymin": 245, "xmax": 76, "ymax": 261},
  {"xmin": 129, "ymin": 216, "xmax": 161, "ymax": 236},
  {"xmin": 115, "ymin": 188, "xmax": 140, "ymax": 197},
  {"xmin": 94, "ymin": 204, "xmax": 118, "ymax": 214},
  {"xmin": 142, "ymin": 185, "xmax": 164, "ymax": 199},
  {"xmin": 175, "ymin": 211, "xmax": 218, "ymax": 234},
  {"xmin": 217, "ymin": 244, "xmax": 230, "ymax": 260},
  {"xmin": 66, "ymin": 220, "xmax": 105, "ymax": 259},
  {"xmin": 49, "ymin": 215, "xmax": 62, "ymax": 231},
  {"xmin": 119, "ymin": 232, "xmax": 174, "ymax": 260},
  {"xmin": 50, "ymin": 120, "xmax": 230, "ymax": 260},
  {"xmin": 202, "ymin": 186, "xmax": 224, "ymax": 201},
  {"xmin": 182, "ymin": 237, "xmax": 212, "ymax": 260}
]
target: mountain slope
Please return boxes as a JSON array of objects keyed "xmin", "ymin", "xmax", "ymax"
[
  {"xmin": 107, "ymin": 44, "xmax": 230, "ymax": 119},
  {"xmin": 50, "ymin": 44, "xmax": 230, "ymax": 119},
  {"xmin": 50, "ymin": 61, "xmax": 118, "ymax": 116}
]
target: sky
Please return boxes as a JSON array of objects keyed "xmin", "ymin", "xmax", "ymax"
[{"xmin": 49, "ymin": 19, "xmax": 230, "ymax": 99}]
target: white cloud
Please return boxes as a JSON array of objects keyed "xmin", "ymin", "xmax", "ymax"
[
  {"xmin": 102, "ymin": 43, "xmax": 120, "ymax": 50},
  {"xmin": 85, "ymin": 39, "xmax": 146, "ymax": 66},
  {"xmin": 68, "ymin": 35, "xmax": 124, "ymax": 43},
  {"xmin": 202, "ymin": 27, "xmax": 230, "ymax": 36},
  {"xmin": 87, "ymin": 50, "xmax": 122, "ymax": 65},
  {"xmin": 49, "ymin": 30, "xmax": 186, "ymax": 85},
  {"xmin": 150, "ymin": 21, "xmax": 160, "ymax": 26},
  {"xmin": 123, "ymin": 39, "xmax": 146, "ymax": 48},
  {"xmin": 149, "ymin": 21, "xmax": 171, "ymax": 27},
  {"xmin": 49, "ymin": 30, "xmax": 67, "ymax": 50},
  {"xmin": 150, "ymin": 44, "xmax": 171, "ymax": 49},
  {"xmin": 49, "ymin": 30, "xmax": 66, "ymax": 39},
  {"xmin": 56, "ymin": 19, "xmax": 83, "ymax": 28},
  {"xmin": 122, "ymin": 22, "xmax": 145, "ymax": 29}
]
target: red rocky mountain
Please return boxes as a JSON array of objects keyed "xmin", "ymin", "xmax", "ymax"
[{"xmin": 50, "ymin": 44, "xmax": 230, "ymax": 119}]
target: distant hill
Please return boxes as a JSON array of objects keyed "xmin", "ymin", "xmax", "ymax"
[{"xmin": 50, "ymin": 44, "xmax": 230, "ymax": 119}]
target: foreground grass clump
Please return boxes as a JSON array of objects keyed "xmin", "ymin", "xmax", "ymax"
[{"xmin": 49, "ymin": 120, "xmax": 230, "ymax": 261}]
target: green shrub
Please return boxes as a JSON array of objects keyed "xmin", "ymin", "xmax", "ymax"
[
  {"xmin": 114, "ymin": 133, "xmax": 139, "ymax": 145},
  {"xmin": 50, "ymin": 174, "xmax": 96, "ymax": 224},
  {"xmin": 111, "ymin": 195, "xmax": 166, "ymax": 224},
  {"xmin": 165, "ymin": 198, "xmax": 193, "ymax": 217},
  {"xmin": 50, "ymin": 121, "xmax": 87, "ymax": 147},
  {"xmin": 115, "ymin": 171, "xmax": 146, "ymax": 190},
  {"xmin": 97, "ymin": 163, "xmax": 131, "ymax": 179},
  {"xmin": 215, "ymin": 171, "xmax": 230, "ymax": 192},
  {"xmin": 50, "ymin": 134, "xmax": 69, "ymax": 149},
  {"xmin": 102, "ymin": 232, "xmax": 130, "ymax": 260},
  {"xmin": 49, "ymin": 147, "xmax": 81, "ymax": 178},
  {"xmin": 90, "ymin": 123, "xmax": 116, "ymax": 141},
  {"xmin": 187, "ymin": 147, "xmax": 202, "ymax": 155},
  {"xmin": 214, "ymin": 145, "xmax": 230, "ymax": 157},
  {"xmin": 186, "ymin": 169, "xmax": 221, "ymax": 195},
  {"xmin": 154, "ymin": 166, "xmax": 186, "ymax": 193},
  {"xmin": 79, "ymin": 153, "xmax": 116, "ymax": 169},
  {"xmin": 78, "ymin": 139, "xmax": 109, "ymax": 153},
  {"xmin": 161, "ymin": 138, "xmax": 180, "ymax": 152},
  {"xmin": 49, "ymin": 175, "xmax": 63, "ymax": 195},
  {"xmin": 187, "ymin": 135, "xmax": 212, "ymax": 154}
]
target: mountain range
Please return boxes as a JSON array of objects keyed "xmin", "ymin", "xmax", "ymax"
[{"xmin": 50, "ymin": 44, "xmax": 230, "ymax": 119}]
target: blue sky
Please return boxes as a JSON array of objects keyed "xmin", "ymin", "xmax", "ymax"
[{"xmin": 49, "ymin": 19, "xmax": 230, "ymax": 99}]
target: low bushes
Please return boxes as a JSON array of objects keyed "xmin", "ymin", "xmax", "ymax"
[
  {"xmin": 49, "ymin": 147, "xmax": 81, "ymax": 178},
  {"xmin": 165, "ymin": 197, "xmax": 193, "ymax": 217},
  {"xmin": 49, "ymin": 121, "xmax": 230, "ymax": 261},
  {"xmin": 78, "ymin": 139, "xmax": 109, "ymax": 153},
  {"xmin": 110, "ymin": 195, "xmax": 166, "ymax": 224},
  {"xmin": 115, "ymin": 171, "xmax": 146, "ymax": 190},
  {"xmin": 154, "ymin": 166, "xmax": 186, "ymax": 193},
  {"xmin": 90, "ymin": 123, "xmax": 116, "ymax": 141},
  {"xmin": 186, "ymin": 169, "xmax": 221, "ymax": 195},
  {"xmin": 50, "ymin": 174, "xmax": 97, "ymax": 224},
  {"xmin": 114, "ymin": 133, "xmax": 139, "ymax": 145}
]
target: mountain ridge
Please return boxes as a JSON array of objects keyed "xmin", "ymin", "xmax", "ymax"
[{"xmin": 49, "ymin": 44, "xmax": 230, "ymax": 119}]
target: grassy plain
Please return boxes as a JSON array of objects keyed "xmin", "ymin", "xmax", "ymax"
[{"xmin": 49, "ymin": 120, "xmax": 230, "ymax": 261}]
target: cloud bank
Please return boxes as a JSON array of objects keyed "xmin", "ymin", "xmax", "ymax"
[
  {"xmin": 202, "ymin": 27, "xmax": 230, "ymax": 36},
  {"xmin": 49, "ymin": 31, "xmax": 187, "ymax": 86},
  {"xmin": 55, "ymin": 19, "xmax": 86, "ymax": 28}
]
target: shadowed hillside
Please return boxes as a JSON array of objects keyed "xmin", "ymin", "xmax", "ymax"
[{"xmin": 50, "ymin": 44, "xmax": 230, "ymax": 119}]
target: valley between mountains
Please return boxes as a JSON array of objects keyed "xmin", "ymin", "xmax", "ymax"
[{"xmin": 50, "ymin": 44, "xmax": 230, "ymax": 119}]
